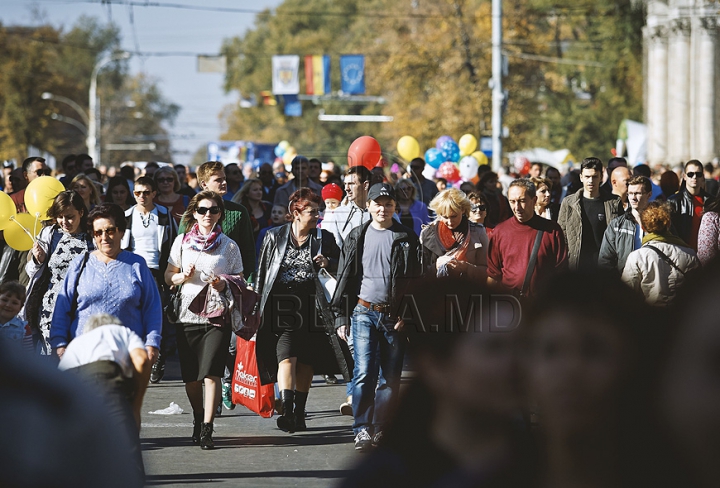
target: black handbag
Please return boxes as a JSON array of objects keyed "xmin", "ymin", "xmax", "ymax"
[{"xmin": 165, "ymin": 287, "xmax": 182, "ymax": 324}]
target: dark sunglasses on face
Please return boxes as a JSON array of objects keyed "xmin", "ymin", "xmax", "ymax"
[
  {"xmin": 196, "ymin": 206, "xmax": 221, "ymax": 215},
  {"xmin": 156, "ymin": 177, "xmax": 174, "ymax": 183},
  {"xmin": 133, "ymin": 190, "xmax": 153, "ymax": 196},
  {"xmin": 93, "ymin": 226, "xmax": 118, "ymax": 238},
  {"xmin": 34, "ymin": 169, "xmax": 50, "ymax": 176},
  {"xmin": 471, "ymin": 204, "xmax": 487, "ymax": 212},
  {"xmin": 686, "ymin": 172, "xmax": 704, "ymax": 179}
]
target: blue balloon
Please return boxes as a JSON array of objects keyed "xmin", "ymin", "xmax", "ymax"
[
  {"xmin": 274, "ymin": 145, "xmax": 286, "ymax": 158},
  {"xmin": 425, "ymin": 148, "xmax": 443, "ymax": 169},
  {"xmin": 436, "ymin": 135, "xmax": 453, "ymax": 150},
  {"xmin": 440, "ymin": 140, "xmax": 460, "ymax": 163}
]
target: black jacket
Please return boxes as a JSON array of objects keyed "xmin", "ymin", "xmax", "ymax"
[
  {"xmin": 668, "ymin": 187, "xmax": 708, "ymax": 244},
  {"xmin": 254, "ymin": 223, "xmax": 351, "ymax": 385},
  {"xmin": 331, "ymin": 220, "xmax": 422, "ymax": 329}
]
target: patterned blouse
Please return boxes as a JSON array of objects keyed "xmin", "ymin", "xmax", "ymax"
[
  {"xmin": 697, "ymin": 211, "xmax": 720, "ymax": 265},
  {"xmin": 277, "ymin": 240, "xmax": 315, "ymax": 285}
]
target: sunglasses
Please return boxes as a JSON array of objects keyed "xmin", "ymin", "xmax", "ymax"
[
  {"xmin": 133, "ymin": 190, "xmax": 153, "ymax": 196},
  {"xmin": 471, "ymin": 204, "xmax": 487, "ymax": 212},
  {"xmin": 686, "ymin": 172, "xmax": 704, "ymax": 179},
  {"xmin": 196, "ymin": 206, "xmax": 221, "ymax": 215},
  {"xmin": 34, "ymin": 169, "xmax": 50, "ymax": 176},
  {"xmin": 93, "ymin": 226, "xmax": 118, "ymax": 238},
  {"xmin": 156, "ymin": 177, "xmax": 174, "ymax": 183}
]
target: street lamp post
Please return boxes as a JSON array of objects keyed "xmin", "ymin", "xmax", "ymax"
[{"xmin": 87, "ymin": 52, "xmax": 131, "ymax": 163}]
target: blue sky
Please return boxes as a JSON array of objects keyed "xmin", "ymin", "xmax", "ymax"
[{"xmin": 0, "ymin": 0, "xmax": 282, "ymax": 165}]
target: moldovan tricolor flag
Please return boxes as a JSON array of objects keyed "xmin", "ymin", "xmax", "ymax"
[
  {"xmin": 272, "ymin": 55, "xmax": 300, "ymax": 95},
  {"xmin": 304, "ymin": 55, "xmax": 331, "ymax": 95}
]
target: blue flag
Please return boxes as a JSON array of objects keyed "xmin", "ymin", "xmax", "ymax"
[
  {"xmin": 340, "ymin": 55, "xmax": 365, "ymax": 95},
  {"xmin": 283, "ymin": 94, "xmax": 302, "ymax": 117}
]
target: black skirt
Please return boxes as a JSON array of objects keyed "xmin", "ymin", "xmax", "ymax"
[{"xmin": 176, "ymin": 323, "xmax": 231, "ymax": 382}]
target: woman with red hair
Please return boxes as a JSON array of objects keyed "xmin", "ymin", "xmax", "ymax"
[{"xmin": 254, "ymin": 188, "xmax": 351, "ymax": 433}]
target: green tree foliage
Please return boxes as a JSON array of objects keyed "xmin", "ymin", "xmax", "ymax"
[
  {"xmin": 0, "ymin": 17, "xmax": 179, "ymax": 166},
  {"xmin": 221, "ymin": 0, "xmax": 644, "ymax": 163}
]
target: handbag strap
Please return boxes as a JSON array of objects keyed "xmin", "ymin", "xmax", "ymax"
[
  {"xmin": 521, "ymin": 230, "xmax": 544, "ymax": 296},
  {"xmin": 645, "ymin": 244, "xmax": 685, "ymax": 275}
]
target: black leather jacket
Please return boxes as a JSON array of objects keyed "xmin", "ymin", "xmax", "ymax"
[
  {"xmin": 668, "ymin": 187, "xmax": 708, "ymax": 244},
  {"xmin": 331, "ymin": 220, "xmax": 422, "ymax": 329}
]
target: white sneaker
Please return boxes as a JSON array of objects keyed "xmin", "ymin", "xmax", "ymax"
[
  {"xmin": 340, "ymin": 402, "xmax": 352, "ymax": 416},
  {"xmin": 354, "ymin": 429, "xmax": 372, "ymax": 451}
]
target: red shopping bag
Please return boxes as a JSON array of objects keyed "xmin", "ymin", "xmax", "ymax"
[{"xmin": 231, "ymin": 336, "xmax": 275, "ymax": 418}]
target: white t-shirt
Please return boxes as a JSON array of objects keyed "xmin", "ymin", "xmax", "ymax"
[
  {"xmin": 131, "ymin": 207, "xmax": 160, "ymax": 269},
  {"xmin": 59, "ymin": 325, "xmax": 145, "ymax": 378}
]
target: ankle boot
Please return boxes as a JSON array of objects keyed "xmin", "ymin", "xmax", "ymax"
[
  {"xmin": 192, "ymin": 411, "xmax": 204, "ymax": 444},
  {"xmin": 294, "ymin": 390, "xmax": 308, "ymax": 431},
  {"xmin": 276, "ymin": 389, "xmax": 296, "ymax": 433},
  {"xmin": 199, "ymin": 422, "xmax": 214, "ymax": 450}
]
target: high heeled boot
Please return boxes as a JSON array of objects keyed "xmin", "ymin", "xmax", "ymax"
[
  {"xmin": 199, "ymin": 422, "xmax": 214, "ymax": 450},
  {"xmin": 192, "ymin": 410, "xmax": 204, "ymax": 444},
  {"xmin": 276, "ymin": 389, "xmax": 296, "ymax": 433},
  {"xmin": 294, "ymin": 390, "xmax": 308, "ymax": 431}
]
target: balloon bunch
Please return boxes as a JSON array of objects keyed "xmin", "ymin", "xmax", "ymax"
[
  {"xmin": 0, "ymin": 176, "xmax": 65, "ymax": 251},
  {"xmin": 274, "ymin": 140, "xmax": 298, "ymax": 166},
  {"xmin": 396, "ymin": 134, "xmax": 489, "ymax": 185}
]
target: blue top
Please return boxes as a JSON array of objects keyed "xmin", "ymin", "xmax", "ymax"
[
  {"xmin": 0, "ymin": 316, "xmax": 29, "ymax": 346},
  {"xmin": 50, "ymin": 251, "xmax": 162, "ymax": 350}
]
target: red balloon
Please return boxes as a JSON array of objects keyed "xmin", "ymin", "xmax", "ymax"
[
  {"xmin": 348, "ymin": 136, "xmax": 382, "ymax": 171},
  {"xmin": 437, "ymin": 162, "xmax": 461, "ymax": 184}
]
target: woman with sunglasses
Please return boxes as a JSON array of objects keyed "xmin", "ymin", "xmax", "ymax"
[
  {"xmin": 466, "ymin": 191, "xmax": 489, "ymax": 226},
  {"xmin": 24, "ymin": 190, "xmax": 94, "ymax": 358},
  {"xmin": 254, "ymin": 188, "xmax": 349, "ymax": 434},
  {"xmin": 50, "ymin": 203, "xmax": 163, "ymax": 364},
  {"xmin": 420, "ymin": 188, "xmax": 488, "ymax": 280},
  {"xmin": 165, "ymin": 191, "xmax": 244, "ymax": 449},
  {"xmin": 394, "ymin": 179, "xmax": 431, "ymax": 236},
  {"xmin": 70, "ymin": 173, "xmax": 102, "ymax": 211},
  {"xmin": 154, "ymin": 166, "xmax": 188, "ymax": 224}
]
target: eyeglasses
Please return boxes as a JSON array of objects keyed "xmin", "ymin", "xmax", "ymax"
[
  {"xmin": 686, "ymin": 172, "xmax": 704, "ymax": 179},
  {"xmin": 156, "ymin": 177, "xmax": 174, "ymax": 183},
  {"xmin": 471, "ymin": 204, "xmax": 487, "ymax": 212},
  {"xmin": 93, "ymin": 226, "xmax": 118, "ymax": 238},
  {"xmin": 34, "ymin": 169, "xmax": 50, "ymax": 176},
  {"xmin": 196, "ymin": 206, "xmax": 221, "ymax": 215},
  {"xmin": 133, "ymin": 190, "xmax": 153, "ymax": 197},
  {"xmin": 302, "ymin": 209, "xmax": 319, "ymax": 216}
]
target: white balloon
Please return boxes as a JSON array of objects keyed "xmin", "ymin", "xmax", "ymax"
[
  {"xmin": 459, "ymin": 156, "xmax": 479, "ymax": 181},
  {"xmin": 422, "ymin": 164, "xmax": 436, "ymax": 180}
]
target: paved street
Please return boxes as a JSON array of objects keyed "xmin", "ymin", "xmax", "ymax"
[{"xmin": 141, "ymin": 357, "xmax": 358, "ymax": 487}]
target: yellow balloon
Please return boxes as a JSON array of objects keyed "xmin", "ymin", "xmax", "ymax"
[
  {"xmin": 396, "ymin": 135, "xmax": 420, "ymax": 161},
  {"xmin": 459, "ymin": 134, "xmax": 478, "ymax": 156},
  {"xmin": 0, "ymin": 191, "xmax": 17, "ymax": 231},
  {"xmin": 24, "ymin": 176, "xmax": 65, "ymax": 221},
  {"xmin": 282, "ymin": 147, "xmax": 297, "ymax": 166},
  {"xmin": 4, "ymin": 213, "xmax": 40, "ymax": 251},
  {"xmin": 472, "ymin": 151, "xmax": 489, "ymax": 166}
]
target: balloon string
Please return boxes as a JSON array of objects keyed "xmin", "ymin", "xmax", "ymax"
[{"xmin": 9, "ymin": 216, "xmax": 36, "ymax": 243}]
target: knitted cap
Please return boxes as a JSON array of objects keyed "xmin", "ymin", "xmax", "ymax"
[{"xmin": 322, "ymin": 183, "xmax": 343, "ymax": 202}]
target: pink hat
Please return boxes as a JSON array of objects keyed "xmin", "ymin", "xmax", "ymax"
[{"xmin": 322, "ymin": 183, "xmax": 343, "ymax": 201}]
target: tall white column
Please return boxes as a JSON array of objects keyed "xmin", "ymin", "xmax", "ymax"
[
  {"xmin": 647, "ymin": 25, "xmax": 669, "ymax": 164},
  {"xmin": 695, "ymin": 17, "xmax": 717, "ymax": 161},
  {"xmin": 667, "ymin": 18, "xmax": 692, "ymax": 164}
]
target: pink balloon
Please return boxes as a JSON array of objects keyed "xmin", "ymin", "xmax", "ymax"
[{"xmin": 437, "ymin": 162, "xmax": 461, "ymax": 184}]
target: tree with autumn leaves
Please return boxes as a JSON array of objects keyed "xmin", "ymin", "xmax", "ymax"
[{"xmin": 221, "ymin": 0, "xmax": 645, "ymax": 163}]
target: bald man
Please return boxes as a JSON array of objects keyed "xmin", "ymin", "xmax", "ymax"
[{"xmin": 611, "ymin": 166, "xmax": 631, "ymax": 211}]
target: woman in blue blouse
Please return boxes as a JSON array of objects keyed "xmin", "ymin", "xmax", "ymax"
[{"xmin": 50, "ymin": 203, "xmax": 162, "ymax": 363}]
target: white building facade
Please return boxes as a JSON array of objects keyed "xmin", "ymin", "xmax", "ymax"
[{"xmin": 644, "ymin": 1, "xmax": 719, "ymax": 165}]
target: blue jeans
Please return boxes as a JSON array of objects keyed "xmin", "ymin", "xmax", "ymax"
[{"xmin": 351, "ymin": 304, "xmax": 406, "ymax": 435}]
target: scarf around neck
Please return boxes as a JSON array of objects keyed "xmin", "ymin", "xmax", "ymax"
[
  {"xmin": 183, "ymin": 223, "xmax": 223, "ymax": 252},
  {"xmin": 642, "ymin": 232, "xmax": 689, "ymax": 248},
  {"xmin": 437, "ymin": 216, "xmax": 469, "ymax": 252}
]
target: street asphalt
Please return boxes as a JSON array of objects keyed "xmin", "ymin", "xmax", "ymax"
[{"xmin": 140, "ymin": 356, "xmax": 360, "ymax": 487}]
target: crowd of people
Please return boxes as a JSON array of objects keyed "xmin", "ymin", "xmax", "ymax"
[{"xmin": 1, "ymin": 150, "xmax": 720, "ymax": 487}]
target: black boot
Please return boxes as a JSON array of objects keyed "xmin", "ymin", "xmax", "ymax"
[
  {"xmin": 192, "ymin": 411, "xmax": 204, "ymax": 444},
  {"xmin": 200, "ymin": 422, "xmax": 214, "ymax": 450},
  {"xmin": 276, "ymin": 389, "xmax": 295, "ymax": 433},
  {"xmin": 294, "ymin": 391, "xmax": 308, "ymax": 431}
]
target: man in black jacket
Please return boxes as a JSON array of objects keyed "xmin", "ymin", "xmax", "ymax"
[
  {"xmin": 331, "ymin": 183, "xmax": 421, "ymax": 452},
  {"xmin": 668, "ymin": 160, "xmax": 708, "ymax": 250}
]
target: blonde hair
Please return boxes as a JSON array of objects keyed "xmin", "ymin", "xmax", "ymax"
[
  {"xmin": 429, "ymin": 188, "xmax": 472, "ymax": 217},
  {"xmin": 71, "ymin": 173, "xmax": 101, "ymax": 206}
]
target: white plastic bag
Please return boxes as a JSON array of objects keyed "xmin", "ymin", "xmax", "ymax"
[{"xmin": 148, "ymin": 401, "xmax": 184, "ymax": 415}]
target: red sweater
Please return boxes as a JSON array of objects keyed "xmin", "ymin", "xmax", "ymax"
[{"xmin": 487, "ymin": 215, "xmax": 568, "ymax": 296}]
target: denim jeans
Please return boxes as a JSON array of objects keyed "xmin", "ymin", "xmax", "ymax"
[{"xmin": 351, "ymin": 303, "xmax": 406, "ymax": 435}]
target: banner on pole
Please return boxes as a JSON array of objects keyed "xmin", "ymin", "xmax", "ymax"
[
  {"xmin": 340, "ymin": 55, "xmax": 365, "ymax": 95},
  {"xmin": 272, "ymin": 55, "xmax": 300, "ymax": 95},
  {"xmin": 304, "ymin": 55, "xmax": 331, "ymax": 95}
]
